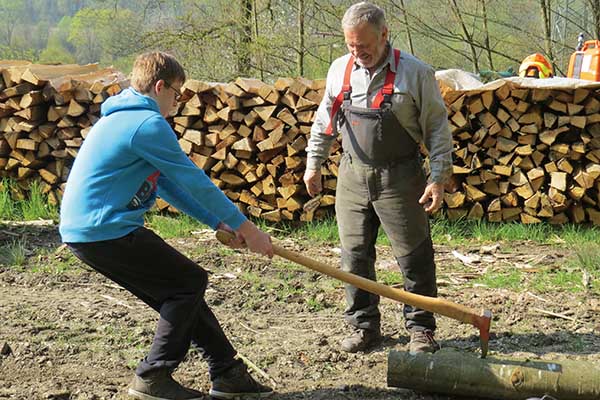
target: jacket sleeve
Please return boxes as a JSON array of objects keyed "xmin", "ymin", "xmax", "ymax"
[
  {"xmin": 157, "ymin": 174, "xmax": 221, "ymax": 230},
  {"xmin": 131, "ymin": 115, "xmax": 247, "ymax": 229},
  {"xmin": 306, "ymin": 61, "xmax": 340, "ymax": 171},
  {"xmin": 416, "ymin": 67, "xmax": 454, "ymax": 184}
]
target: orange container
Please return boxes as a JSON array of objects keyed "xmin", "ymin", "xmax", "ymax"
[{"xmin": 568, "ymin": 40, "xmax": 600, "ymax": 81}]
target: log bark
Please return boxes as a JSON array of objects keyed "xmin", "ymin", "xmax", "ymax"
[{"xmin": 388, "ymin": 348, "xmax": 600, "ymax": 400}]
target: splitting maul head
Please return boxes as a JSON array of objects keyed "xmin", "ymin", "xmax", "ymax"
[{"xmin": 477, "ymin": 309, "xmax": 492, "ymax": 358}]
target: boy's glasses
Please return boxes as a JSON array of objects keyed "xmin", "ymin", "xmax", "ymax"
[{"xmin": 164, "ymin": 81, "xmax": 182, "ymax": 101}]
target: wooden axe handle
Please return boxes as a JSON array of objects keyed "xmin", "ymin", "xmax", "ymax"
[{"xmin": 216, "ymin": 230, "xmax": 491, "ymax": 356}]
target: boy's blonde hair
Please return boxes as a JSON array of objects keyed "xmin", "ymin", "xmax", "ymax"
[{"xmin": 131, "ymin": 51, "xmax": 186, "ymax": 94}]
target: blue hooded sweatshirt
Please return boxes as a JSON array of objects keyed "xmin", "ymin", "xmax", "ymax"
[{"xmin": 59, "ymin": 88, "xmax": 247, "ymax": 243}]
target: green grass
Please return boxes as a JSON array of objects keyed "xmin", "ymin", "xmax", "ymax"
[
  {"xmin": 0, "ymin": 179, "xmax": 18, "ymax": 219},
  {"xmin": 473, "ymin": 270, "xmax": 523, "ymax": 289},
  {"xmin": 254, "ymin": 217, "xmax": 340, "ymax": 243},
  {"xmin": 1, "ymin": 175, "xmax": 599, "ymax": 248},
  {"xmin": 0, "ymin": 238, "xmax": 28, "ymax": 267},
  {"xmin": 2, "ymin": 179, "xmax": 600, "ymax": 294},
  {"xmin": 145, "ymin": 214, "xmax": 208, "ymax": 239},
  {"xmin": 378, "ymin": 270, "xmax": 403, "ymax": 286},
  {"xmin": 306, "ymin": 296, "xmax": 326, "ymax": 311},
  {"xmin": 0, "ymin": 179, "xmax": 58, "ymax": 221},
  {"xmin": 30, "ymin": 257, "xmax": 78, "ymax": 274},
  {"xmin": 471, "ymin": 243, "xmax": 600, "ymax": 293},
  {"xmin": 566, "ymin": 243, "xmax": 600, "ymax": 273},
  {"xmin": 21, "ymin": 180, "xmax": 58, "ymax": 220},
  {"xmin": 273, "ymin": 259, "xmax": 305, "ymax": 272},
  {"xmin": 253, "ymin": 215, "xmax": 600, "ymax": 247},
  {"xmin": 429, "ymin": 217, "xmax": 600, "ymax": 246},
  {"xmin": 529, "ymin": 269, "xmax": 586, "ymax": 293}
]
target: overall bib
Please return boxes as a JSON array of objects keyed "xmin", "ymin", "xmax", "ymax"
[{"xmin": 330, "ymin": 49, "xmax": 437, "ymax": 333}]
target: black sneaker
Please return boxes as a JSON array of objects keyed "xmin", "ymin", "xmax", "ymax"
[
  {"xmin": 408, "ymin": 329, "xmax": 440, "ymax": 355},
  {"xmin": 128, "ymin": 369, "xmax": 203, "ymax": 400},
  {"xmin": 209, "ymin": 363, "xmax": 273, "ymax": 399}
]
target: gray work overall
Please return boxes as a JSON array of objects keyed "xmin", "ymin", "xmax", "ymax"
[{"xmin": 335, "ymin": 72, "xmax": 437, "ymax": 334}]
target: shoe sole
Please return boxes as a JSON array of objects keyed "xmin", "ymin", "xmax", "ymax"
[
  {"xmin": 340, "ymin": 339, "xmax": 383, "ymax": 353},
  {"xmin": 208, "ymin": 389, "xmax": 273, "ymax": 399},
  {"xmin": 128, "ymin": 388, "xmax": 203, "ymax": 400}
]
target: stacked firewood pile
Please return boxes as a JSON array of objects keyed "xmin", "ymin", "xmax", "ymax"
[
  {"xmin": 0, "ymin": 61, "xmax": 128, "ymax": 205},
  {"xmin": 4, "ymin": 59, "xmax": 600, "ymax": 225},
  {"xmin": 0, "ymin": 62, "xmax": 332, "ymax": 222},
  {"xmin": 158, "ymin": 77, "xmax": 333, "ymax": 222},
  {"xmin": 442, "ymin": 79, "xmax": 600, "ymax": 224}
]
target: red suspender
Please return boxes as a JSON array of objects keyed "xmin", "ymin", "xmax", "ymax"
[
  {"xmin": 325, "ymin": 48, "xmax": 401, "ymax": 136},
  {"xmin": 325, "ymin": 55, "xmax": 355, "ymax": 135},
  {"xmin": 372, "ymin": 48, "xmax": 401, "ymax": 108}
]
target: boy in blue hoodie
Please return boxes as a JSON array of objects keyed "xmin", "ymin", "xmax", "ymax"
[{"xmin": 60, "ymin": 51, "xmax": 274, "ymax": 400}]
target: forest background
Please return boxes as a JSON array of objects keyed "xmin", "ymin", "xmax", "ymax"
[{"xmin": 2, "ymin": 0, "xmax": 600, "ymax": 83}]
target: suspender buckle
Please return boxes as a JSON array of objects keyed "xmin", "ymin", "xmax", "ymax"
[
  {"xmin": 342, "ymin": 84, "xmax": 352, "ymax": 101},
  {"xmin": 382, "ymin": 86, "xmax": 393, "ymax": 105}
]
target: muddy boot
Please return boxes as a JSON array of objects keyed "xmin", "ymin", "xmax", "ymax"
[
  {"xmin": 209, "ymin": 362, "xmax": 273, "ymax": 399},
  {"xmin": 340, "ymin": 328, "xmax": 382, "ymax": 353},
  {"xmin": 408, "ymin": 329, "xmax": 440, "ymax": 355},
  {"xmin": 128, "ymin": 369, "xmax": 203, "ymax": 400}
]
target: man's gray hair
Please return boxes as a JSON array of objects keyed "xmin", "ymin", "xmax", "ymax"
[{"xmin": 342, "ymin": 2, "xmax": 386, "ymax": 32}]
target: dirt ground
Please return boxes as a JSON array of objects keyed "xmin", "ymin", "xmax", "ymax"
[{"xmin": 1, "ymin": 223, "xmax": 599, "ymax": 400}]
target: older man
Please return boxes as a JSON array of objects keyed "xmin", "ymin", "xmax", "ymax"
[{"xmin": 304, "ymin": 2, "xmax": 453, "ymax": 354}]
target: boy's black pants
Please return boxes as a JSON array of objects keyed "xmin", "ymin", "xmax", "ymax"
[{"xmin": 67, "ymin": 227, "xmax": 239, "ymax": 378}]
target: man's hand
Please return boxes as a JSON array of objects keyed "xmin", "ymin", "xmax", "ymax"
[
  {"xmin": 303, "ymin": 169, "xmax": 322, "ymax": 197},
  {"xmin": 235, "ymin": 220, "xmax": 274, "ymax": 258},
  {"xmin": 216, "ymin": 222, "xmax": 245, "ymax": 249},
  {"xmin": 418, "ymin": 182, "xmax": 444, "ymax": 214}
]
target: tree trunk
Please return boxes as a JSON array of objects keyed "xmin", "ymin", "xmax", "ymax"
[
  {"xmin": 588, "ymin": 0, "xmax": 600, "ymax": 39},
  {"xmin": 252, "ymin": 0, "xmax": 264, "ymax": 81},
  {"xmin": 480, "ymin": 0, "xmax": 494, "ymax": 70},
  {"xmin": 539, "ymin": 0, "xmax": 555, "ymax": 70},
  {"xmin": 238, "ymin": 0, "xmax": 253, "ymax": 76},
  {"xmin": 449, "ymin": 0, "xmax": 479, "ymax": 72},
  {"xmin": 297, "ymin": 0, "xmax": 305, "ymax": 76},
  {"xmin": 399, "ymin": 0, "xmax": 415, "ymax": 55}
]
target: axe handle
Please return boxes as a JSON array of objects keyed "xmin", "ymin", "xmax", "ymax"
[
  {"xmin": 273, "ymin": 243, "xmax": 488, "ymax": 330},
  {"xmin": 215, "ymin": 230, "xmax": 490, "ymax": 333}
]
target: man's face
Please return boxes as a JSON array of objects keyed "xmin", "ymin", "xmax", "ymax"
[
  {"xmin": 157, "ymin": 79, "xmax": 183, "ymax": 118},
  {"xmin": 344, "ymin": 22, "xmax": 388, "ymax": 70}
]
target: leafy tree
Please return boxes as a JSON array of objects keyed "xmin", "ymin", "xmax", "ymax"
[
  {"xmin": 0, "ymin": 0, "xmax": 596, "ymax": 80},
  {"xmin": 39, "ymin": 45, "xmax": 77, "ymax": 64},
  {"xmin": 68, "ymin": 7, "xmax": 143, "ymax": 64},
  {"xmin": 0, "ymin": 0, "xmax": 27, "ymax": 47}
]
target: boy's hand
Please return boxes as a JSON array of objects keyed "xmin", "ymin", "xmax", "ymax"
[
  {"xmin": 216, "ymin": 222, "xmax": 245, "ymax": 248},
  {"xmin": 236, "ymin": 220, "xmax": 274, "ymax": 258}
]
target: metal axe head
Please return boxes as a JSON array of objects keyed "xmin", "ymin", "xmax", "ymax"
[{"xmin": 477, "ymin": 309, "xmax": 492, "ymax": 358}]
